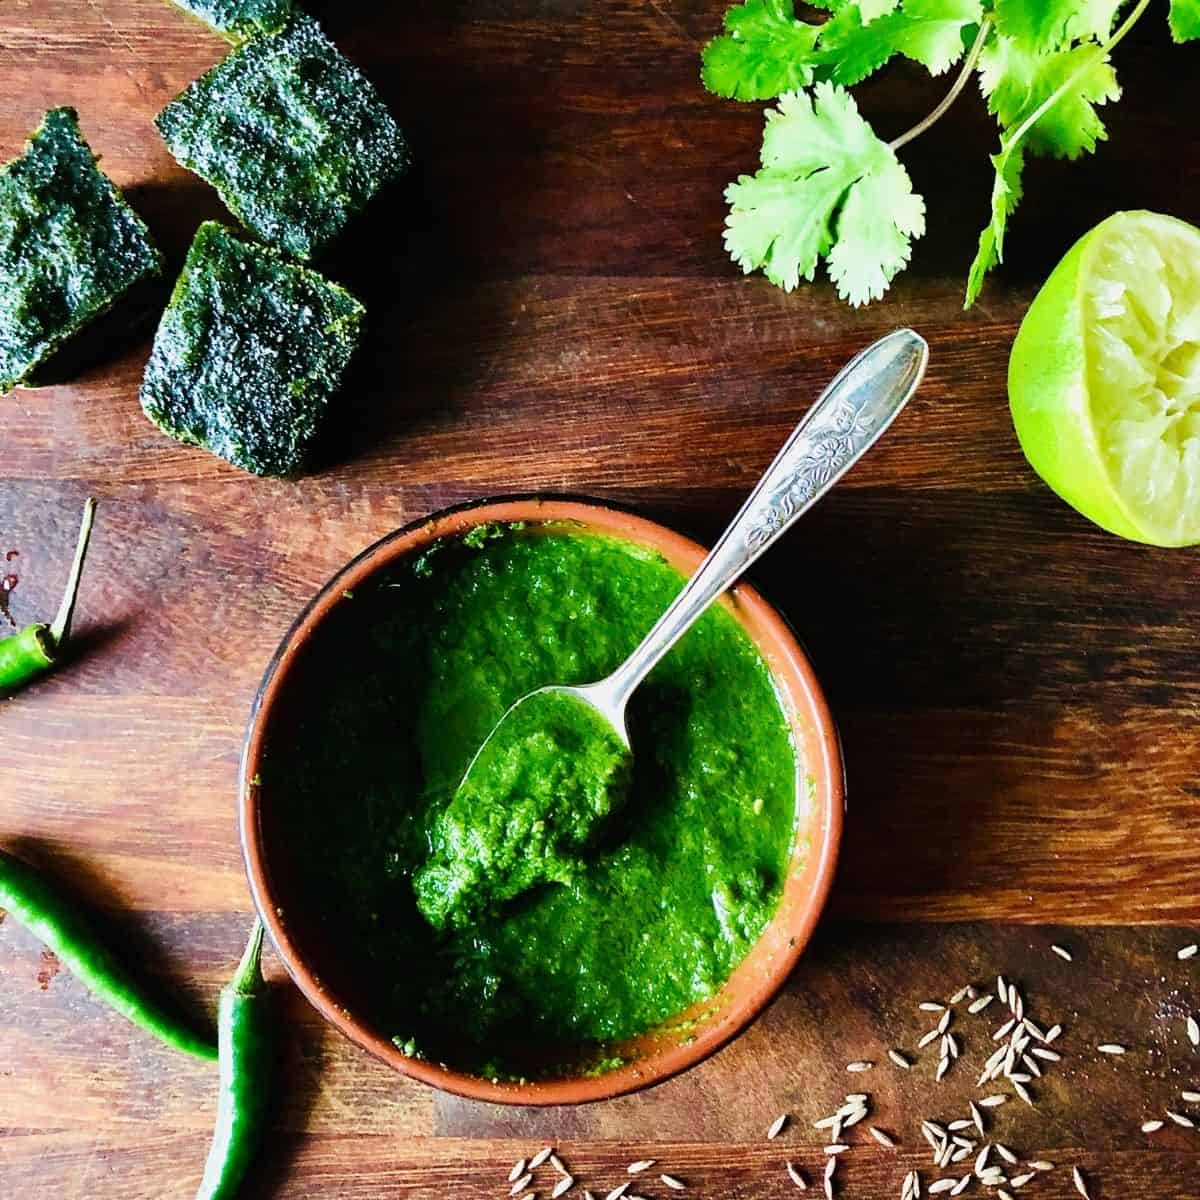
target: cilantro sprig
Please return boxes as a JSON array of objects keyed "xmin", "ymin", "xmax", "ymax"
[{"xmin": 704, "ymin": 0, "xmax": 1195, "ymax": 306}]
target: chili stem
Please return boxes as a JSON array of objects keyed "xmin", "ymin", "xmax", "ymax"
[{"xmin": 49, "ymin": 496, "xmax": 97, "ymax": 647}]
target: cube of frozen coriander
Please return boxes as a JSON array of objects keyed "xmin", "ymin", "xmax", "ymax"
[
  {"xmin": 0, "ymin": 108, "xmax": 162, "ymax": 394},
  {"xmin": 139, "ymin": 222, "xmax": 365, "ymax": 477},
  {"xmin": 167, "ymin": 0, "xmax": 292, "ymax": 41},
  {"xmin": 156, "ymin": 14, "xmax": 410, "ymax": 260}
]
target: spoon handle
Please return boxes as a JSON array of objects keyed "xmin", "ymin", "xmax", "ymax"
[{"xmin": 604, "ymin": 328, "xmax": 928, "ymax": 709}]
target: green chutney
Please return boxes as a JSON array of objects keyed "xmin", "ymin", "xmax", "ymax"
[
  {"xmin": 270, "ymin": 522, "xmax": 799, "ymax": 1074},
  {"xmin": 415, "ymin": 688, "xmax": 633, "ymax": 931}
]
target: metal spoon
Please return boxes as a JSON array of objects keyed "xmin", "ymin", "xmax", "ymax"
[{"xmin": 467, "ymin": 327, "xmax": 929, "ymax": 766}]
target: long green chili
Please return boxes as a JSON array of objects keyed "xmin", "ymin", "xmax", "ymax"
[
  {"xmin": 195, "ymin": 919, "xmax": 273, "ymax": 1200},
  {"xmin": 0, "ymin": 847, "xmax": 217, "ymax": 1059},
  {"xmin": 0, "ymin": 497, "xmax": 97, "ymax": 694}
]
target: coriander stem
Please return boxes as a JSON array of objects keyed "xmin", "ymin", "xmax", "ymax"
[
  {"xmin": 889, "ymin": 18, "xmax": 993, "ymax": 153},
  {"xmin": 49, "ymin": 497, "xmax": 97, "ymax": 647}
]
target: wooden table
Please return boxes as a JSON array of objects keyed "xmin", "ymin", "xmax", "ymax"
[{"xmin": 2, "ymin": 1, "xmax": 1199, "ymax": 1196}]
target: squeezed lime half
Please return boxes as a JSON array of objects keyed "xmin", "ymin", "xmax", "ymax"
[{"xmin": 1009, "ymin": 210, "xmax": 1200, "ymax": 547}]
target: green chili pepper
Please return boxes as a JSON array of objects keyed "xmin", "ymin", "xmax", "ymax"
[
  {"xmin": 195, "ymin": 919, "xmax": 273, "ymax": 1200},
  {"xmin": 0, "ymin": 497, "xmax": 97, "ymax": 694},
  {"xmin": 0, "ymin": 846, "xmax": 217, "ymax": 1059}
]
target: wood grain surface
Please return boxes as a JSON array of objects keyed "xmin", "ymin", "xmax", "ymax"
[{"xmin": 2, "ymin": 0, "xmax": 1199, "ymax": 1196}]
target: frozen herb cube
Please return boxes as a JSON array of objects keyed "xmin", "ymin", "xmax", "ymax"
[
  {"xmin": 140, "ymin": 222, "xmax": 364, "ymax": 477},
  {"xmin": 168, "ymin": 0, "xmax": 292, "ymax": 41},
  {"xmin": 156, "ymin": 14, "xmax": 410, "ymax": 260},
  {"xmin": 0, "ymin": 108, "xmax": 162, "ymax": 394}
]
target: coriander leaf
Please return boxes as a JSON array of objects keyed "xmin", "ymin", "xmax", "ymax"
[
  {"xmin": 701, "ymin": 0, "xmax": 821, "ymax": 100},
  {"xmin": 1169, "ymin": 0, "xmax": 1200, "ymax": 40},
  {"xmin": 964, "ymin": 142, "xmax": 1024, "ymax": 307},
  {"xmin": 992, "ymin": 0, "xmax": 1122, "ymax": 50},
  {"xmin": 724, "ymin": 83, "xmax": 925, "ymax": 304},
  {"xmin": 977, "ymin": 35, "xmax": 1120, "ymax": 158},
  {"xmin": 819, "ymin": 0, "xmax": 984, "ymax": 85},
  {"xmin": 860, "ymin": 0, "xmax": 902, "ymax": 20}
]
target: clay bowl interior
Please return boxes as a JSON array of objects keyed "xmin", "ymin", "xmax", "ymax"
[{"xmin": 240, "ymin": 496, "xmax": 844, "ymax": 1105}]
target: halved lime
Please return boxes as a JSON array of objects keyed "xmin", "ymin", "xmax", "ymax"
[{"xmin": 1009, "ymin": 210, "xmax": 1200, "ymax": 547}]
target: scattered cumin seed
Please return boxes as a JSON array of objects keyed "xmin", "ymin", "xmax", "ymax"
[
  {"xmin": 1182, "ymin": 1091, "xmax": 1200, "ymax": 1102},
  {"xmin": 993, "ymin": 1017, "xmax": 1016, "ymax": 1041},
  {"xmin": 1022, "ymin": 1019, "xmax": 1046, "ymax": 1041},
  {"xmin": 1031, "ymin": 1047, "xmax": 1060, "ymax": 1061},
  {"xmin": 945, "ymin": 1033, "xmax": 960, "ymax": 1059},
  {"xmin": 937, "ymin": 1010, "xmax": 952, "ymax": 1034},
  {"xmin": 996, "ymin": 976, "xmax": 1008, "ymax": 1004},
  {"xmin": 825, "ymin": 1145, "xmax": 850, "ymax": 1155},
  {"xmin": 1167, "ymin": 1110, "xmax": 1196, "ymax": 1128},
  {"xmin": 551, "ymin": 1177, "xmax": 574, "ymax": 1199},
  {"xmin": 951, "ymin": 986, "xmax": 972, "ymax": 1004},
  {"xmin": 1178, "ymin": 943, "xmax": 1198, "ymax": 960},
  {"xmin": 1045, "ymin": 1024, "xmax": 1062, "ymax": 1043},
  {"xmin": 1097, "ymin": 1043, "xmax": 1126, "ymax": 1055},
  {"xmin": 843, "ymin": 1108, "xmax": 868, "ymax": 1128},
  {"xmin": 1028, "ymin": 1161, "xmax": 1053, "ymax": 1172},
  {"xmin": 998, "ymin": 1190, "xmax": 1014, "ymax": 1200},
  {"xmin": 1072, "ymin": 1166, "xmax": 1090, "ymax": 1200},
  {"xmin": 1187, "ymin": 1015, "xmax": 1200, "ymax": 1046},
  {"xmin": 979, "ymin": 1095, "xmax": 1007, "ymax": 1108},
  {"xmin": 951, "ymin": 1176, "xmax": 971, "ymax": 1196},
  {"xmin": 1050, "ymin": 944, "xmax": 1072, "ymax": 961},
  {"xmin": 516, "ymin": 1193, "xmax": 536, "ymax": 1200},
  {"xmin": 870, "ymin": 1126, "xmax": 896, "ymax": 1148},
  {"xmin": 1009, "ymin": 1173, "xmax": 1035, "ymax": 1189},
  {"xmin": 509, "ymin": 1160, "xmax": 528, "ymax": 1183},
  {"xmin": 627, "ymin": 1160, "xmax": 656, "ymax": 1175},
  {"xmin": 936, "ymin": 1057, "xmax": 950, "ymax": 1081},
  {"xmin": 786, "ymin": 1161, "xmax": 808, "ymax": 1191},
  {"xmin": 1142, "ymin": 1119, "xmax": 1164, "ymax": 1132},
  {"xmin": 970, "ymin": 1102, "xmax": 985, "ymax": 1135},
  {"xmin": 928, "ymin": 1181, "xmax": 957, "ymax": 1195},
  {"xmin": 604, "ymin": 1184, "xmax": 630, "ymax": 1200},
  {"xmin": 948, "ymin": 1120, "xmax": 972, "ymax": 1132},
  {"xmin": 1013, "ymin": 1080, "xmax": 1034, "ymax": 1105},
  {"xmin": 1023, "ymin": 1054, "xmax": 1042, "ymax": 1078},
  {"xmin": 814, "ymin": 1115, "xmax": 840, "ymax": 1130},
  {"xmin": 511, "ymin": 1175, "xmax": 534, "ymax": 1195},
  {"xmin": 1008, "ymin": 1072, "xmax": 1033, "ymax": 1084},
  {"xmin": 846, "ymin": 1061, "xmax": 873, "ymax": 1073},
  {"xmin": 920, "ymin": 1001, "xmax": 946, "ymax": 1012},
  {"xmin": 995, "ymin": 1144, "xmax": 1017, "ymax": 1165},
  {"xmin": 918, "ymin": 1029, "xmax": 940, "ymax": 1049},
  {"xmin": 969, "ymin": 994, "xmax": 995, "ymax": 1014},
  {"xmin": 550, "ymin": 1155, "xmax": 569, "ymax": 1176},
  {"xmin": 951, "ymin": 1147, "xmax": 972, "ymax": 1164},
  {"xmin": 767, "ymin": 1115, "xmax": 788, "ymax": 1140},
  {"xmin": 530, "ymin": 1148, "xmax": 554, "ymax": 1170},
  {"xmin": 975, "ymin": 1145, "xmax": 991, "ymax": 1174},
  {"xmin": 844, "ymin": 1093, "xmax": 868, "ymax": 1103},
  {"xmin": 889, "ymin": 1049, "xmax": 912, "ymax": 1069},
  {"xmin": 659, "ymin": 1176, "xmax": 686, "ymax": 1192}
]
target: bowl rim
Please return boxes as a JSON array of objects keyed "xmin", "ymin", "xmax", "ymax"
[{"xmin": 239, "ymin": 493, "xmax": 844, "ymax": 1106}]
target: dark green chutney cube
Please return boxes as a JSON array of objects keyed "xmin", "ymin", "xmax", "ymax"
[
  {"xmin": 168, "ymin": 0, "xmax": 292, "ymax": 41},
  {"xmin": 139, "ymin": 222, "xmax": 364, "ymax": 477},
  {"xmin": 0, "ymin": 108, "xmax": 162, "ymax": 394},
  {"xmin": 156, "ymin": 14, "xmax": 410, "ymax": 261}
]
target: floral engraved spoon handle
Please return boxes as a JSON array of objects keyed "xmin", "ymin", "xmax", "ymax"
[{"xmin": 597, "ymin": 329, "xmax": 928, "ymax": 715}]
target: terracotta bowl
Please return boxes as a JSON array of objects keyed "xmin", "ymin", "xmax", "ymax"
[{"xmin": 240, "ymin": 496, "xmax": 844, "ymax": 1105}]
